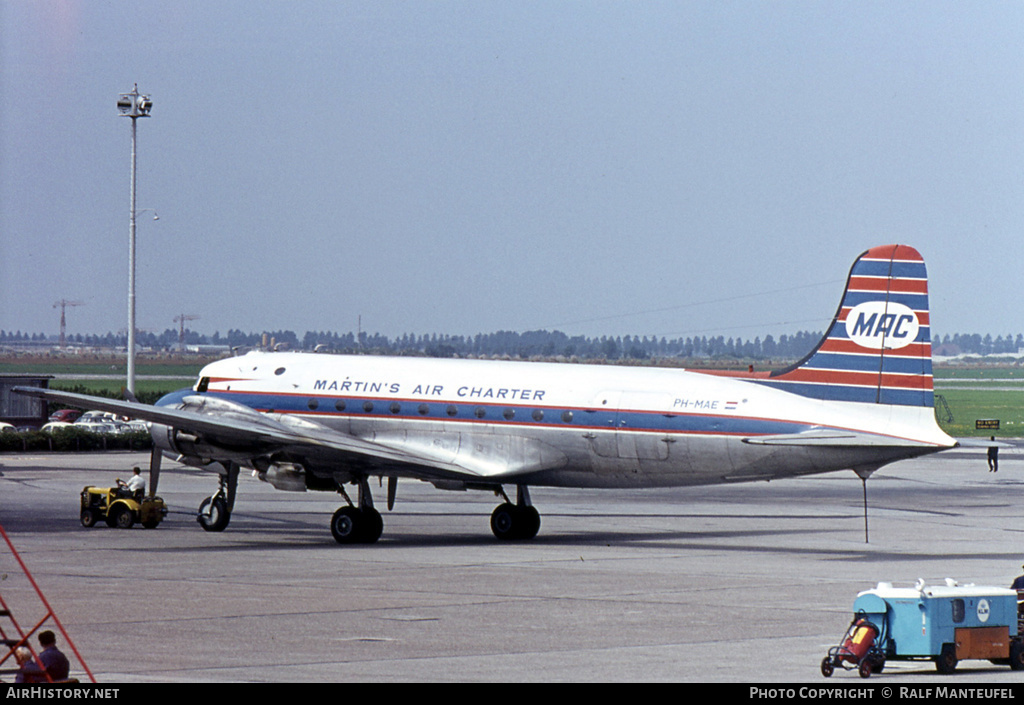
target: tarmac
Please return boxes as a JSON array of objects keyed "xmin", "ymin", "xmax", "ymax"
[{"xmin": 0, "ymin": 445, "xmax": 1021, "ymax": 683}]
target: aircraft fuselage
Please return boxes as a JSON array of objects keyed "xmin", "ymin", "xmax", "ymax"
[{"xmin": 187, "ymin": 351, "xmax": 950, "ymax": 490}]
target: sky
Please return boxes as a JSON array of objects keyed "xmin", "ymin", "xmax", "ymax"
[{"xmin": 2, "ymin": 1, "xmax": 1023, "ymax": 345}]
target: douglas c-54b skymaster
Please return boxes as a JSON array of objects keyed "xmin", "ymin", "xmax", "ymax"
[{"xmin": 15, "ymin": 244, "xmax": 956, "ymax": 544}]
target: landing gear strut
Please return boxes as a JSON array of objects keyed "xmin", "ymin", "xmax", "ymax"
[
  {"xmin": 491, "ymin": 485, "xmax": 540, "ymax": 540},
  {"xmin": 331, "ymin": 477, "xmax": 383, "ymax": 544},
  {"xmin": 197, "ymin": 462, "xmax": 238, "ymax": 532}
]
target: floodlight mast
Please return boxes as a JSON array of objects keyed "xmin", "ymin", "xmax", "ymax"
[{"xmin": 117, "ymin": 85, "xmax": 152, "ymax": 395}]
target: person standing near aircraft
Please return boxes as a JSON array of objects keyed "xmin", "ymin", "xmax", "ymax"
[{"xmin": 988, "ymin": 438, "xmax": 999, "ymax": 472}]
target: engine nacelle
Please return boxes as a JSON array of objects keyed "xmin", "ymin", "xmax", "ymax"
[
  {"xmin": 255, "ymin": 462, "xmax": 307, "ymax": 492},
  {"xmin": 149, "ymin": 423, "xmax": 251, "ymax": 466}
]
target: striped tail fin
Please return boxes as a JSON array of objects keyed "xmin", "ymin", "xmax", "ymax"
[{"xmin": 757, "ymin": 244, "xmax": 934, "ymax": 406}]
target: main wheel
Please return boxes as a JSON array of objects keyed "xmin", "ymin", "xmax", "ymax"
[
  {"xmin": 518, "ymin": 505, "xmax": 541, "ymax": 540},
  {"xmin": 360, "ymin": 508, "xmax": 383, "ymax": 544},
  {"xmin": 491, "ymin": 503, "xmax": 519, "ymax": 540},
  {"xmin": 490, "ymin": 504, "xmax": 541, "ymax": 540},
  {"xmin": 331, "ymin": 506, "xmax": 362, "ymax": 544},
  {"xmin": 197, "ymin": 496, "xmax": 230, "ymax": 532}
]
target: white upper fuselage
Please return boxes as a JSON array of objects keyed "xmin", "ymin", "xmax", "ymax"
[{"xmin": 192, "ymin": 351, "xmax": 953, "ymax": 489}]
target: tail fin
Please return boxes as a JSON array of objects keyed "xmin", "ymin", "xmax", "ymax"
[{"xmin": 758, "ymin": 244, "xmax": 933, "ymax": 406}]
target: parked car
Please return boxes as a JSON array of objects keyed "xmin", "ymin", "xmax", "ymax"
[
  {"xmin": 75, "ymin": 411, "xmax": 119, "ymax": 425},
  {"xmin": 0, "ymin": 422, "xmax": 16, "ymax": 434},
  {"xmin": 41, "ymin": 422, "xmax": 74, "ymax": 433},
  {"xmin": 75, "ymin": 422, "xmax": 120, "ymax": 435},
  {"xmin": 49, "ymin": 409, "xmax": 82, "ymax": 423}
]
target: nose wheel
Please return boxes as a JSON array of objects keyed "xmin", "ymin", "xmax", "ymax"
[{"xmin": 198, "ymin": 462, "xmax": 238, "ymax": 532}]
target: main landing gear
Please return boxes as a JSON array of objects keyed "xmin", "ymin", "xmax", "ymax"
[
  {"xmin": 490, "ymin": 485, "xmax": 540, "ymax": 541},
  {"xmin": 328, "ymin": 479, "xmax": 541, "ymax": 544},
  {"xmin": 331, "ymin": 477, "xmax": 383, "ymax": 544}
]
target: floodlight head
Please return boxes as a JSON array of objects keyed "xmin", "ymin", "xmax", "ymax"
[{"xmin": 117, "ymin": 88, "xmax": 153, "ymax": 118}]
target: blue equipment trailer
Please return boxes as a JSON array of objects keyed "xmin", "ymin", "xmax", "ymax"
[{"xmin": 822, "ymin": 580, "xmax": 1024, "ymax": 677}]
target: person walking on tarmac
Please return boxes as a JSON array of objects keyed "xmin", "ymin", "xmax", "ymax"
[{"xmin": 988, "ymin": 437, "xmax": 999, "ymax": 472}]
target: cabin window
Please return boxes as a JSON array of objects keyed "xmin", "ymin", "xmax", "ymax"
[
  {"xmin": 389, "ymin": 402, "xmax": 401, "ymax": 414},
  {"xmin": 503, "ymin": 409, "xmax": 515, "ymax": 420},
  {"xmin": 562, "ymin": 411, "xmax": 574, "ymax": 423},
  {"xmin": 308, "ymin": 399, "xmax": 319, "ymax": 411},
  {"xmin": 275, "ymin": 367, "xmax": 286, "ymax": 376},
  {"xmin": 446, "ymin": 405, "xmax": 458, "ymax": 417},
  {"xmin": 363, "ymin": 401, "xmax": 374, "ymax": 413},
  {"xmin": 335, "ymin": 400, "xmax": 346, "ymax": 412},
  {"xmin": 418, "ymin": 404, "xmax": 430, "ymax": 415},
  {"xmin": 474, "ymin": 407, "xmax": 486, "ymax": 419},
  {"xmin": 532, "ymin": 409, "xmax": 544, "ymax": 422}
]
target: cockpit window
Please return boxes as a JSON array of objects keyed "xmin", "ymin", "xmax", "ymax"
[{"xmin": 196, "ymin": 377, "xmax": 210, "ymax": 393}]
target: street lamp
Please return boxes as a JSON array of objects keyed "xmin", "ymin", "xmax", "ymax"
[{"xmin": 117, "ymin": 85, "xmax": 153, "ymax": 395}]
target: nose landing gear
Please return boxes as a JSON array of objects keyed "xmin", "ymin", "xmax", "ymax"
[{"xmin": 197, "ymin": 462, "xmax": 238, "ymax": 532}]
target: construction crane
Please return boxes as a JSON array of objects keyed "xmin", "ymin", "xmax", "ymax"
[
  {"xmin": 53, "ymin": 300, "xmax": 84, "ymax": 349},
  {"xmin": 174, "ymin": 314, "xmax": 200, "ymax": 350}
]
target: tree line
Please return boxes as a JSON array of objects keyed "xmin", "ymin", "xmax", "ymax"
[{"xmin": 2, "ymin": 328, "xmax": 1022, "ymax": 361}]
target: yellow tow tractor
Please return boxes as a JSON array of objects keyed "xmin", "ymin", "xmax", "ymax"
[{"xmin": 80, "ymin": 478, "xmax": 167, "ymax": 529}]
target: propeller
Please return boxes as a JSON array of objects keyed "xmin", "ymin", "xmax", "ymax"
[
  {"xmin": 387, "ymin": 476, "xmax": 397, "ymax": 511},
  {"xmin": 149, "ymin": 446, "xmax": 162, "ymax": 496}
]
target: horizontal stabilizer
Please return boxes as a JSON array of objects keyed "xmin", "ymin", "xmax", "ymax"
[{"xmin": 742, "ymin": 428, "xmax": 939, "ymax": 447}]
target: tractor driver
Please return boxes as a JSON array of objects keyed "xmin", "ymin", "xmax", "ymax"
[{"xmin": 118, "ymin": 467, "xmax": 146, "ymax": 499}]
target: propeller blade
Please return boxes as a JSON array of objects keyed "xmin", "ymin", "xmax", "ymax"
[
  {"xmin": 149, "ymin": 447, "xmax": 162, "ymax": 496},
  {"xmin": 387, "ymin": 476, "xmax": 397, "ymax": 511}
]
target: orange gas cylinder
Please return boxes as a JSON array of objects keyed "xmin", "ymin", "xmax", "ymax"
[{"xmin": 841, "ymin": 620, "xmax": 878, "ymax": 663}]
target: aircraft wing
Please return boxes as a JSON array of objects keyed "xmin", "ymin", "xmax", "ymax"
[{"xmin": 12, "ymin": 386, "xmax": 563, "ymax": 479}]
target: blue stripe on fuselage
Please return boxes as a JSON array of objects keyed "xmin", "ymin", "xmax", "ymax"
[{"xmin": 197, "ymin": 390, "xmax": 815, "ymax": 438}]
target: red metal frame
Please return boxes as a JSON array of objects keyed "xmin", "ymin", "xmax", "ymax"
[{"xmin": 0, "ymin": 523, "xmax": 95, "ymax": 683}]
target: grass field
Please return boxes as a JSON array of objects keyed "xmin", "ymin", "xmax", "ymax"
[{"xmin": 933, "ymin": 385, "xmax": 1024, "ymax": 438}]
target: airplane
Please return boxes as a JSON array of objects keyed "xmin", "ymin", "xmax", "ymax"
[{"xmin": 15, "ymin": 244, "xmax": 956, "ymax": 544}]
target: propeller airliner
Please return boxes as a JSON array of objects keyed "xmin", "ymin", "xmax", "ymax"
[{"xmin": 15, "ymin": 244, "xmax": 955, "ymax": 543}]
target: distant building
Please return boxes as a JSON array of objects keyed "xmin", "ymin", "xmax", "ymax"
[{"xmin": 0, "ymin": 375, "xmax": 53, "ymax": 428}]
